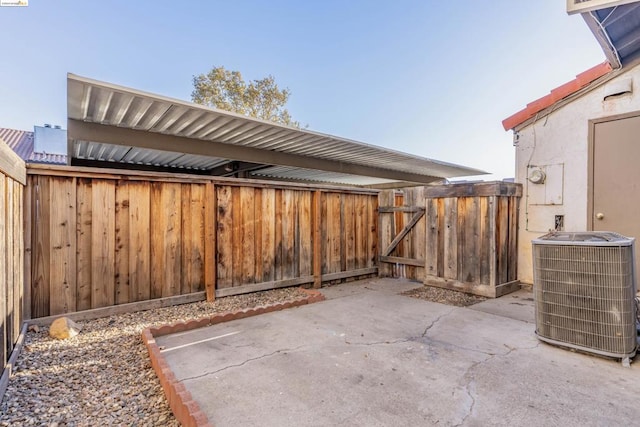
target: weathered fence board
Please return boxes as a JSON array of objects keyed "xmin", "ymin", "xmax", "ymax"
[
  {"xmin": 128, "ymin": 182, "xmax": 151, "ymax": 302},
  {"xmin": 0, "ymin": 140, "xmax": 25, "ymax": 377},
  {"xmin": 379, "ymin": 182, "xmax": 522, "ymax": 297},
  {"xmin": 26, "ymin": 165, "xmax": 379, "ymax": 317},
  {"xmin": 423, "ymin": 182, "xmax": 522, "ymax": 297}
]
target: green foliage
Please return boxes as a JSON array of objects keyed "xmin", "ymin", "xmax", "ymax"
[{"xmin": 191, "ymin": 66, "xmax": 299, "ymax": 127}]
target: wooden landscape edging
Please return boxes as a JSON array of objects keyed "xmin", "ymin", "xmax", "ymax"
[{"xmin": 25, "ymin": 165, "xmax": 379, "ymax": 319}]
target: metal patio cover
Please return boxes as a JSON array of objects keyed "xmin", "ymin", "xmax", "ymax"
[{"xmin": 67, "ymin": 74, "xmax": 485, "ymax": 187}]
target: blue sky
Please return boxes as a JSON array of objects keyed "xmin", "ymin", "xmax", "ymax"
[{"xmin": 0, "ymin": 1, "xmax": 605, "ymax": 179}]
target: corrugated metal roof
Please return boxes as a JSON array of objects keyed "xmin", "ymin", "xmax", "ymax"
[
  {"xmin": 68, "ymin": 74, "xmax": 485, "ymax": 186},
  {"xmin": 251, "ymin": 165, "xmax": 401, "ymax": 187},
  {"xmin": 0, "ymin": 127, "xmax": 68, "ymax": 164},
  {"xmin": 72, "ymin": 140, "xmax": 228, "ymax": 170},
  {"xmin": 0, "ymin": 127, "xmax": 33, "ymax": 159},
  {"xmin": 27, "ymin": 151, "xmax": 68, "ymax": 164}
]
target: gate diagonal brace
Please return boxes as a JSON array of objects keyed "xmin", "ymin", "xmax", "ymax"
[{"xmin": 382, "ymin": 208, "xmax": 425, "ymax": 257}]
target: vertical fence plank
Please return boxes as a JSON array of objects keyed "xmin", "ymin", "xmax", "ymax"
[
  {"xmin": 15, "ymin": 183, "xmax": 24, "ymax": 339},
  {"xmin": 299, "ymin": 191, "xmax": 312, "ymax": 277},
  {"xmin": 253, "ymin": 188, "xmax": 263, "ymax": 282},
  {"xmin": 32, "ymin": 176, "xmax": 50, "ymax": 318},
  {"xmin": 479, "ymin": 197, "xmax": 491, "ymax": 286},
  {"xmin": 312, "ymin": 190, "xmax": 322, "ymax": 288},
  {"xmin": 216, "ymin": 185, "xmax": 232, "ymax": 289},
  {"xmin": 181, "ymin": 184, "xmax": 206, "ymax": 294},
  {"xmin": 320, "ymin": 191, "xmax": 328, "ymax": 275},
  {"xmin": 344, "ymin": 194, "xmax": 356, "ymax": 272},
  {"xmin": 328, "ymin": 193, "xmax": 342, "ymax": 274},
  {"xmin": 240, "ymin": 186, "xmax": 255, "ymax": 284},
  {"xmin": 508, "ymin": 196, "xmax": 519, "ymax": 282},
  {"xmin": 461, "ymin": 197, "xmax": 480, "ymax": 284},
  {"xmin": 368, "ymin": 195, "xmax": 378, "ymax": 269},
  {"xmin": 180, "ymin": 185, "xmax": 193, "ymax": 294},
  {"xmin": 231, "ymin": 187, "xmax": 242, "ymax": 287},
  {"xmin": 91, "ymin": 180, "xmax": 116, "ymax": 309},
  {"xmin": 354, "ymin": 195, "xmax": 365, "ymax": 270},
  {"xmin": 281, "ymin": 190, "xmax": 295, "ymax": 280},
  {"xmin": 129, "ymin": 182, "xmax": 150, "ymax": 302},
  {"xmin": 261, "ymin": 188, "xmax": 275, "ymax": 282},
  {"xmin": 293, "ymin": 192, "xmax": 301, "ymax": 278},
  {"xmin": 425, "ymin": 198, "xmax": 439, "ymax": 277},
  {"xmin": 403, "ymin": 189, "xmax": 414, "ymax": 279},
  {"xmin": 191, "ymin": 184, "xmax": 206, "ymax": 292},
  {"xmin": 162, "ymin": 183, "xmax": 182, "ymax": 297},
  {"xmin": 76, "ymin": 178, "xmax": 92, "ymax": 311},
  {"xmin": 23, "ymin": 177, "xmax": 32, "ymax": 321},
  {"xmin": 488, "ymin": 196, "xmax": 497, "ymax": 287},
  {"xmin": 150, "ymin": 182, "xmax": 163, "ymax": 299},
  {"xmin": 378, "ymin": 191, "xmax": 393, "ymax": 276},
  {"xmin": 5, "ymin": 178, "xmax": 14, "ymax": 349},
  {"xmin": 204, "ymin": 183, "xmax": 216, "ymax": 301},
  {"xmin": 0, "ymin": 174, "xmax": 6, "ymax": 364},
  {"xmin": 496, "ymin": 197, "xmax": 510, "ymax": 285},
  {"xmin": 115, "ymin": 181, "xmax": 130, "ymax": 305},
  {"xmin": 274, "ymin": 189, "xmax": 283, "ymax": 280},
  {"xmin": 436, "ymin": 197, "xmax": 445, "ymax": 278},
  {"xmin": 49, "ymin": 178, "xmax": 77, "ymax": 314},
  {"xmin": 413, "ymin": 187, "xmax": 426, "ymax": 281}
]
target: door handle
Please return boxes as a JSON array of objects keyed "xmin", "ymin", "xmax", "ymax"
[{"xmin": 596, "ymin": 212, "xmax": 605, "ymax": 220}]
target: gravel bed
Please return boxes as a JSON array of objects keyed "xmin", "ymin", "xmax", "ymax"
[
  {"xmin": 0, "ymin": 287, "xmax": 308, "ymax": 427},
  {"xmin": 401, "ymin": 285, "xmax": 487, "ymax": 307}
]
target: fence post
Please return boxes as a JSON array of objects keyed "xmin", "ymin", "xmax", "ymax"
[{"xmin": 312, "ymin": 190, "xmax": 322, "ymax": 288}]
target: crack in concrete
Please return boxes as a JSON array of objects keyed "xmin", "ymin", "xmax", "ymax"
[
  {"xmin": 453, "ymin": 355, "xmax": 490, "ymax": 427},
  {"xmin": 179, "ymin": 345, "xmax": 305, "ymax": 382},
  {"xmin": 421, "ymin": 309, "xmax": 456, "ymax": 337},
  {"xmin": 344, "ymin": 337, "xmax": 411, "ymax": 346},
  {"xmin": 342, "ymin": 310, "xmax": 456, "ymax": 347},
  {"xmin": 451, "ymin": 341, "xmax": 541, "ymax": 426}
]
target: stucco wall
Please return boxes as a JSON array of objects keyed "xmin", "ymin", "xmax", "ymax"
[{"xmin": 514, "ymin": 64, "xmax": 640, "ymax": 284}]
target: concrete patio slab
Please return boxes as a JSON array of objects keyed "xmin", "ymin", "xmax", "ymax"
[{"xmin": 155, "ymin": 278, "xmax": 640, "ymax": 426}]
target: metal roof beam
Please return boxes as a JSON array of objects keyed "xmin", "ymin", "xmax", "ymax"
[{"xmin": 68, "ymin": 119, "xmax": 442, "ymax": 184}]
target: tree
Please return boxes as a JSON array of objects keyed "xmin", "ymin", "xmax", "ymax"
[{"xmin": 191, "ymin": 66, "xmax": 299, "ymax": 127}]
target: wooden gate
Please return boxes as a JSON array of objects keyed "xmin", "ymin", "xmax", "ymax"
[{"xmin": 378, "ymin": 187, "xmax": 427, "ymax": 280}]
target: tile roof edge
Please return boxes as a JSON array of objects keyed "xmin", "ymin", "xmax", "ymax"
[{"xmin": 502, "ymin": 61, "xmax": 613, "ymax": 131}]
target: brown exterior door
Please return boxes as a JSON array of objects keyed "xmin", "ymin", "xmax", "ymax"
[{"xmin": 592, "ymin": 114, "xmax": 640, "ymax": 269}]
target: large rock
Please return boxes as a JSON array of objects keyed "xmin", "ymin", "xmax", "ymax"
[{"xmin": 49, "ymin": 317, "xmax": 82, "ymax": 339}]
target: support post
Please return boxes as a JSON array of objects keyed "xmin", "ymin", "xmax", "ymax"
[{"xmin": 312, "ymin": 190, "xmax": 322, "ymax": 288}]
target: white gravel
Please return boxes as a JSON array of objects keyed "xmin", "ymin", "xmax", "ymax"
[{"xmin": 0, "ymin": 287, "xmax": 308, "ymax": 426}]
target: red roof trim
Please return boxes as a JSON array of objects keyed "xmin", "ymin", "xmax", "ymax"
[{"xmin": 502, "ymin": 61, "xmax": 613, "ymax": 130}]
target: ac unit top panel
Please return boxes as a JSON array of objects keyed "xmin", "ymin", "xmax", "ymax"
[{"xmin": 533, "ymin": 231, "xmax": 634, "ymax": 247}]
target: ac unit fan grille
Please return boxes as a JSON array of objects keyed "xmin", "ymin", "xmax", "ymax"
[{"xmin": 532, "ymin": 244, "xmax": 636, "ymax": 357}]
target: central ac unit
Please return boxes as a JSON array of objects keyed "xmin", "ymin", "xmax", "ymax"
[{"xmin": 532, "ymin": 231, "xmax": 637, "ymax": 365}]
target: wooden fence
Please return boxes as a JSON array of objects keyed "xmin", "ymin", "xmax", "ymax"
[
  {"xmin": 379, "ymin": 182, "xmax": 522, "ymax": 297},
  {"xmin": 0, "ymin": 141, "xmax": 25, "ymax": 373},
  {"xmin": 26, "ymin": 165, "xmax": 378, "ymax": 319}
]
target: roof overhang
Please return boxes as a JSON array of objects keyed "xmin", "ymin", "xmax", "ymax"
[
  {"xmin": 582, "ymin": 2, "xmax": 640, "ymax": 68},
  {"xmin": 67, "ymin": 74, "xmax": 485, "ymax": 188}
]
